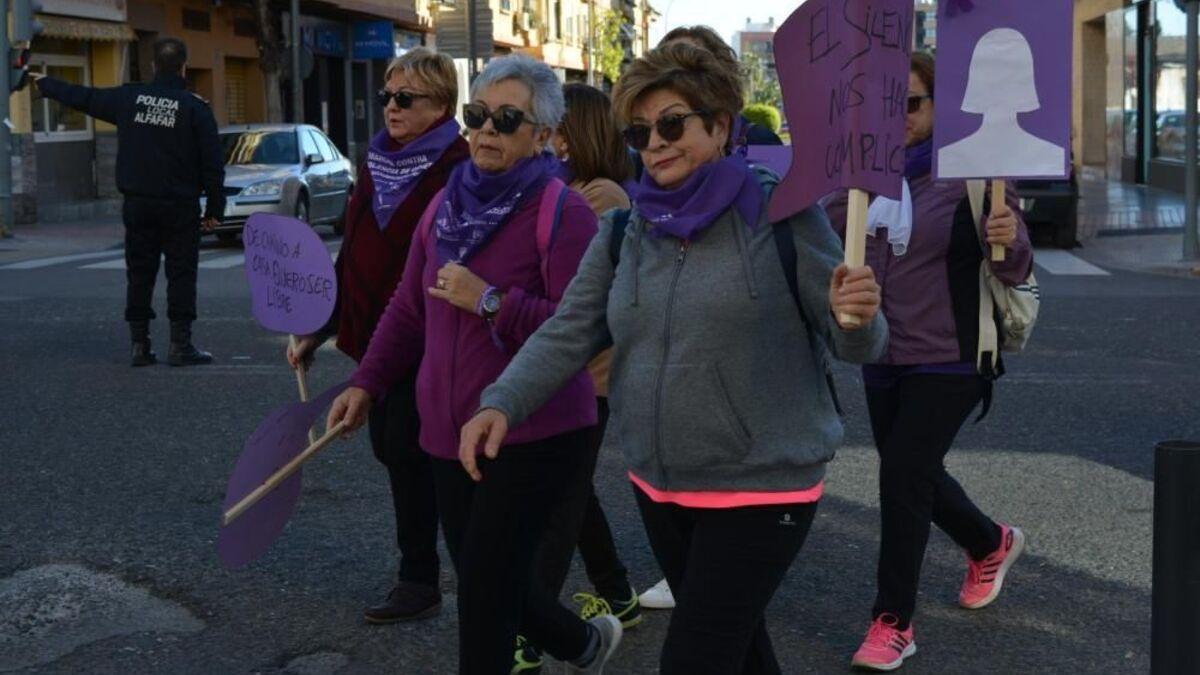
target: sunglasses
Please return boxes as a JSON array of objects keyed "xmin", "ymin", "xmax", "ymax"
[
  {"xmin": 377, "ymin": 89, "xmax": 431, "ymax": 109},
  {"xmin": 623, "ymin": 110, "xmax": 710, "ymax": 151},
  {"xmin": 907, "ymin": 95, "xmax": 932, "ymax": 114},
  {"xmin": 462, "ymin": 103, "xmax": 538, "ymax": 134}
]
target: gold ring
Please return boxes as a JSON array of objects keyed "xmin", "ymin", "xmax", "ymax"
[{"xmin": 437, "ymin": 279, "xmax": 447, "ymax": 290}]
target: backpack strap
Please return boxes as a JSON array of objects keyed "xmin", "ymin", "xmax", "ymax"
[
  {"xmin": 608, "ymin": 208, "xmax": 632, "ymax": 267},
  {"xmin": 536, "ymin": 178, "xmax": 570, "ymax": 291},
  {"xmin": 771, "ymin": 222, "xmax": 844, "ymax": 416},
  {"xmin": 416, "ymin": 187, "xmax": 447, "ymax": 249}
]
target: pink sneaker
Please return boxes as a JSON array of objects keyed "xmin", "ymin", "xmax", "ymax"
[
  {"xmin": 850, "ymin": 614, "xmax": 916, "ymax": 671},
  {"xmin": 959, "ymin": 524, "xmax": 1025, "ymax": 609}
]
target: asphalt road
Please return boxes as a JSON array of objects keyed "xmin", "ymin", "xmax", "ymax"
[{"xmin": 1, "ymin": 235, "xmax": 1196, "ymax": 674}]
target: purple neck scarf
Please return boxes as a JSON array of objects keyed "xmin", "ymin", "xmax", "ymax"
[
  {"xmin": 633, "ymin": 155, "xmax": 764, "ymax": 241},
  {"xmin": 434, "ymin": 152, "xmax": 559, "ymax": 263},
  {"xmin": 905, "ymin": 138, "xmax": 934, "ymax": 180},
  {"xmin": 367, "ymin": 117, "xmax": 461, "ymax": 230}
]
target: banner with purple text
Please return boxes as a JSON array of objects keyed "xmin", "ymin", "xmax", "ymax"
[
  {"xmin": 243, "ymin": 214, "xmax": 337, "ymax": 336},
  {"xmin": 768, "ymin": 0, "xmax": 912, "ymax": 222},
  {"xmin": 933, "ymin": 0, "xmax": 1072, "ymax": 180}
]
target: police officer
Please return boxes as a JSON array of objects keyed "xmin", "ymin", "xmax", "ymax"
[{"xmin": 34, "ymin": 37, "xmax": 223, "ymax": 366}]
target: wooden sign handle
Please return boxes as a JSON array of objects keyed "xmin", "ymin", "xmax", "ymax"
[
  {"xmin": 990, "ymin": 180, "xmax": 1006, "ymax": 262},
  {"xmin": 289, "ymin": 335, "xmax": 317, "ymax": 445},
  {"xmin": 839, "ymin": 188, "xmax": 869, "ymax": 329},
  {"xmin": 222, "ymin": 420, "xmax": 349, "ymax": 526}
]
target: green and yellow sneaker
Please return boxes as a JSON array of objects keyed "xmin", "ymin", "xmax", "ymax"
[
  {"xmin": 511, "ymin": 634, "xmax": 543, "ymax": 674},
  {"xmin": 573, "ymin": 587, "xmax": 643, "ymax": 629}
]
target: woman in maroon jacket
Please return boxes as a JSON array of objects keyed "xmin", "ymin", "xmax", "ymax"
[{"xmin": 286, "ymin": 48, "xmax": 469, "ymax": 624}]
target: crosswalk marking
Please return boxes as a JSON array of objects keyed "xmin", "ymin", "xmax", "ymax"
[
  {"xmin": 0, "ymin": 249, "xmax": 123, "ymax": 270},
  {"xmin": 1034, "ymin": 250, "xmax": 1111, "ymax": 276},
  {"xmin": 199, "ymin": 253, "xmax": 246, "ymax": 270}
]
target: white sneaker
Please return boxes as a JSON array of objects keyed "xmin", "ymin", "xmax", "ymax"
[
  {"xmin": 637, "ymin": 578, "xmax": 675, "ymax": 610},
  {"xmin": 564, "ymin": 615, "xmax": 622, "ymax": 674}
]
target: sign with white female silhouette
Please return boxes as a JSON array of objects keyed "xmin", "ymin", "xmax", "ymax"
[{"xmin": 933, "ymin": 0, "xmax": 1072, "ymax": 180}]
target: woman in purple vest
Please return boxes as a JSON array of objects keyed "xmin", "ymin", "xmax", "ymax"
[
  {"xmin": 326, "ymin": 55, "xmax": 621, "ymax": 674},
  {"xmin": 824, "ymin": 52, "xmax": 1033, "ymax": 671}
]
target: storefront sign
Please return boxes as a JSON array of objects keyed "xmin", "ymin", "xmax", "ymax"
[
  {"xmin": 352, "ymin": 21, "xmax": 394, "ymax": 59},
  {"xmin": 305, "ymin": 24, "xmax": 346, "ymax": 57}
]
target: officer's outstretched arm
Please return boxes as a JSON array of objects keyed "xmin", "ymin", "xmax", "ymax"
[{"xmin": 34, "ymin": 77, "xmax": 123, "ymax": 125}]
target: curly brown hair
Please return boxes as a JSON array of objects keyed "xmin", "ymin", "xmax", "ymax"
[{"xmin": 612, "ymin": 42, "xmax": 744, "ymax": 135}]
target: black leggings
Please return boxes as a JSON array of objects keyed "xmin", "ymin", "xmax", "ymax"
[
  {"xmin": 866, "ymin": 374, "xmax": 1002, "ymax": 627},
  {"xmin": 367, "ymin": 374, "xmax": 439, "ymax": 587},
  {"xmin": 533, "ymin": 398, "xmax": 631, "ymax": 599},
  {"xmin": 432, "ymin": 428, "xmax": 594, "ymax": 674},
  {"xmin": 635, "ymin": 487, "xmax": 817, "ymax": 675}
]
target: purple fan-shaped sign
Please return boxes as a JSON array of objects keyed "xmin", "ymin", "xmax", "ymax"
[
  {"xmin": 243, "ymin": 214, "xmax": 337, "ymax": 335},
  {"xmin": 217, "ymin": 381, "xmax": 349, "ymax": 569}
]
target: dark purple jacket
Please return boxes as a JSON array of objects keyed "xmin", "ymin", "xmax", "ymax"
[
  {"xmin": 823, "ymin": 176, "xmax": 1033, "ymax": 366},
  {"xmin": 349, "ymin": 184, "xmax": 599, "ymax": 459}
]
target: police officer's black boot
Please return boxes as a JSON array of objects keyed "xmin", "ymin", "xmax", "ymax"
[
  {"xmin": 130, "ymin": 320, "xmax": 157, "ymax": 367},
  {"xmin": 168, "ymin": 321, "xmax": 213, "ymax": 366}
]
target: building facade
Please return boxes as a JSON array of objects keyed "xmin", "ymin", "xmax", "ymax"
[
  {"xmin": 914, "ymin": 1, "xmax": 936, "ymax": 51},
  {"xmin": 1078, "ymin": 0, "xmax": 1200, "ymax": 195}
]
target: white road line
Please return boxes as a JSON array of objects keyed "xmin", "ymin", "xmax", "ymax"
[
  {"xmin": 1035, "ymin": 250, "xmax": 1111, "ymax": 276},
  {"xmin": 199, "ymin": 253, "xmax": 246, "ymax": 269},
  {"xmin": 79, "ymin": 258, "xmax": 128, "ymax": 270},
  {"xmin": 0, "ymin": 249, "xmax": 122, "ymax": 270}
]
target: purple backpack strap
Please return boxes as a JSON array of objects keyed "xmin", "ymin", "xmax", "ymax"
[{"xmin": 535, "ymin": 178, "xmax": 570, "ymax": 292}]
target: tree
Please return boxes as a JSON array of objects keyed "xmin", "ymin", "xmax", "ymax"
[
  {"xmin": 739, "ymin": 50, "xmax": 781, "ymax": 110},
  {"xmin": 247, "ymin": 0, "xmax": 287, "ymax": 123},
  {"xmin": 595, "ymin": 9, "xmax": 626, "ymax": 86},
  {"xmin": 742, "ymin": 103, "xmax": 782, "ymax": 133}
]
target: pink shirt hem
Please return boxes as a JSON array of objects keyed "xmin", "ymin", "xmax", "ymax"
[{"xmin": 629, "ymin": 472, "xmax": 823, "ymax": 509}]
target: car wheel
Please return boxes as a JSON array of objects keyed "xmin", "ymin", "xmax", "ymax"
[{"xmin": 294, "ymin": 193, "xmax": 309, "ymax": 224}]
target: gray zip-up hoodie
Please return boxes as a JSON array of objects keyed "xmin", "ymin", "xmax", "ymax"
[{"xmin": 479, "ymin": 169, "xmax": 888, "ymax": 492}]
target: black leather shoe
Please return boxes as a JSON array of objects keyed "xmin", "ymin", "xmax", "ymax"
[
  {"xmin": 167, "ymin": 343, "xmax": 214, "ymax": 366},
  {"xmin": 363, "ymin": 582, "xmax": 442, "ymax": 624},
  {"xmin": 131, "ymin": 342, "xmax": 157, "ymax": 367}
]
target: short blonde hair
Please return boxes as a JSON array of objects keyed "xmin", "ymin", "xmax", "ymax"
[
  {"xmin": 612, "ymin": 42, "xmax": 743, "ymax": 131},
  {"xmin": 384, "ymin": 48, "xmax": 458, "ymax": 111}
]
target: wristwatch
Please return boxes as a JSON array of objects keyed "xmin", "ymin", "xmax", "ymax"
[{"xmin": 479, "ymin": 286, "xmax": 504, "ymax": 322}]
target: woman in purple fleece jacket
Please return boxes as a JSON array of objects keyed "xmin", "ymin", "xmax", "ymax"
[
  {"xmin": 825, "ymin": 53, "xmax": 1033, "ymax": 671},
  {"xmin": 326, "ymin": 55, "xmax": 620, "ymax": 675}
]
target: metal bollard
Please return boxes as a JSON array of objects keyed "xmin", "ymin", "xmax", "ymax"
[{"xmin": 1152, "ymin": 440, "xmax": 1200, "ymax": 674}]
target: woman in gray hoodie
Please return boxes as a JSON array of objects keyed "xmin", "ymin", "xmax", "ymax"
[{"xmin": 460, "ymin": 43, "xmax": 888, "ymax": 674}]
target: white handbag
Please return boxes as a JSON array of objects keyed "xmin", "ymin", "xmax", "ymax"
[{"xmin": 966, "ymin": 180, "xmax": 1040, "ymax": 375}]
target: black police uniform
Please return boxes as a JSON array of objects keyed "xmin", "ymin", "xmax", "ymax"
[{"xmin": 37, "ymin": 72, "xmax": 224, "ymax": 362}]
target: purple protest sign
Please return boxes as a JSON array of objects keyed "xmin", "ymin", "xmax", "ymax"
[
  {"xmin": 747, "ymin": 146, "xmax": 792, "ymax": 178},
  {"xmin": 768, "ymin": 0, "xmax": 913, "ymax": 222},
  {"xmin": 933, "ymin": 0, "xmax": 1072, "ymax": 180},
  {"xmin": 216, "ymin": 381, "xmax": 349, "ymax": 569},
  {"xmin": 243, "ymin": 213, "xmax": 337, "ymax": 335}
]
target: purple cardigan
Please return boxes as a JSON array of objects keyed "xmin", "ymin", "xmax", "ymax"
[
  {"xmin": 350, "ymin": 184, "xmax": 600, "ymax": 459},
  {"xmin": 824, "ymin": 176, "xmax": 1034, "ymax": 366}
]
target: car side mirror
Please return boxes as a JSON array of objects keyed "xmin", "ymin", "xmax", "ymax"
[{"xmin": 304, "ymin": 153, "xmax": 323, "ymax": 167}]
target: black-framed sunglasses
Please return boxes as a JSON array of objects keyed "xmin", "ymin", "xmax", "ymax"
[
  {"xmin": 907, "ymin": 95, "xmax": 932, "ymax": 114},
  {"xmin": 462, "ymin": 103, "xmax": 538, "ymax": 134},
  {"xmin": 376, "ymin": 89, "xmax": 430, "ymax": 109},
  {"xmin": 622, "ymin": 110, "xmax": 710, "ymax": 151}
]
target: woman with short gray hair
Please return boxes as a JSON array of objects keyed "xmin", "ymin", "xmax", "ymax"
[{"xmin": 327, "ymin": 54, "xmax": 620, "ymax": 673}]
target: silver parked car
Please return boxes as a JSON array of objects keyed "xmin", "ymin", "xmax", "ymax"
[{"xmin": 203, "ymin": 124, "xmax": 355, "ymax": 241}]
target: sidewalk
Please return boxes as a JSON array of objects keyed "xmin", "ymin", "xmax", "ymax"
[
  {"xmin": 0, "ymin": 216, "xmax": 124, "ymax": 266},
  {"xmin": 1073, "ymin": 168, "xmax": 1200, "ymax": 278}
]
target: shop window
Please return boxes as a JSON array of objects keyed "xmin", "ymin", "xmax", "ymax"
[
  {"xmin": 234, "ymin": 18, "xmax": 257, "ymax": 38},
  {"xmin": 30, "ymin": 56, "xmax": 92, "ymax": 142},
  {"xmin": 182, "ymin": 8, "xmax": 211, "ymax": 32},
  {"xmin": 225, "ymin": 58, "xmax": 250, "ymax": 125},
  {"xmin": 1123, "ymin": 6, "xmax": 1139, "ymax": 158},
  {"xmin": 1153, "ymin": 0, "xmax": 1189, "ymax": 161}
]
